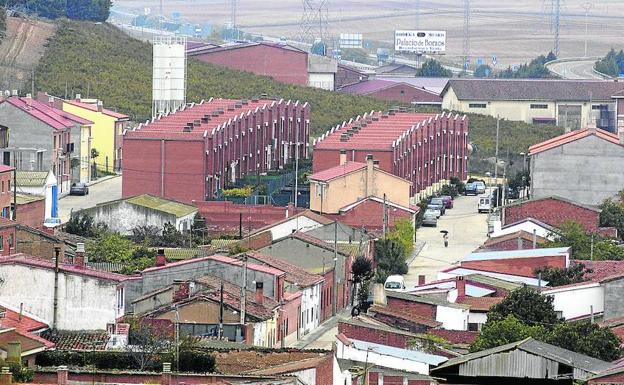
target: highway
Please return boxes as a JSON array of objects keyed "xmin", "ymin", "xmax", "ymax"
[{"xmin": 546, "ymin": 59, "xmax": 607, "ymax": 80}]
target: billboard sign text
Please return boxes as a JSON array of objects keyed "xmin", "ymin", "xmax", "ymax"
[{"xmin": 395, "ymin": 30, "xmax": 446, "ymax": 53}]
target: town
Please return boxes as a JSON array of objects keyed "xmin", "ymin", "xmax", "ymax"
[{"xmin": 0, "ymin": 0, "xmax": 624, "ymax": 384}]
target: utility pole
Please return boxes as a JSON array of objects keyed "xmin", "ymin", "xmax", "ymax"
[
  {"xmin": 294, "ymin": 121, "xmax": 299, "ymax": 229},
  {"xmin": 462, "ymin": 0, "xmax": 470, "ymax": 73},
  {"xmin": 12, "ymin": 168, "xmax": 16, "ymax": 220},
  {"xmin": 382, "ymin": 193, "xmax": 387, "ymax": 238},
  {"xmin": 494, "ymin": 117, "xmax": 500, "ymax": 182},
  {"xmin": 332, "ymin": 220, "xmax": 338, "ymax": 317},
  {"xmin": 218, "ymin": 280, "xmax": 224, "ymax": 339},
  {"xmin": 582, "ymin": 2, "xmax": 593, "ymax": 57},
  {"xmin": 554, "ymin": 0, "xmax": 560, "ymax": 56},
  {"xmin": 52, "ymin": 245, "xmax": 60, "ymax": 330},
  {"xmin": 240, "ymin": 255, "xmax": 247, "ymax": 324}
]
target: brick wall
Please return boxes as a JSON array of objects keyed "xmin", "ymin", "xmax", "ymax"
[
  {"xmin": 589, "ymin": 372, "xmax": 624, "ymax": 384},
  {"xmin": 461, "ymin": 255, "xmax": 567, "ymax": 277},
  {"xmin": 481, "ymin": 238, "xmax": 537, "ymax": 251},
  {"xmin": 504, "ymin": 198, "xmax": 601, "ymax": 232},
  {"xmin": 16, "ymin": 199, "xmax": 45, "ymax": 229},
  {"xmin": 313, "ymin": 352, "xmax": 333, "ymax": 385},
  {"xmin": 338, "ymin": 321, "xmax": 409, "ymax": 348},
  {"xmin": 0, "ymin": 225, "xmax": 16, "ymax": 256},
  {"xmin": 195, "ymin": 201, "xmax": 292, "ymax": 236},
  {"xmin": 191, "ymin": 44, "xmax": 309, "ymax": 86},
  {"xmin": 15, "ymin": 227, "xmax": 63, "ymax": 260},
  {"xmin": 370, "ymin": 311, "xmax": 434, "ymax": 334},
  {"xmin": 386, "ymin": 297, "xmax": 436, "ymax": 319},
  {"xmin": 368, "ymin": 84, "xmax": 442, "ymax": 105},
  {"xmin": 336, "ymin": 66, "xmax": 368, "ymax": 89},
  {"xmin": 0, "ymin": 170, "xmax": 12, "ymax": 217}
]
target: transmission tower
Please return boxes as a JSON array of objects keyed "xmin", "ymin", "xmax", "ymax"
[
  {"xmin": 299, "ymin": 0, "xmax": 329, "ymax": 44},
  {"xmin": 230, "ymin": 0, "xmax": 237, "ymax": 28},
  {"xmin": 462, "ymin": 0, "xmax": 470, "ymax": 71},
  {"xmin": 553, "ymin": 0, "xmax": 560, "ymax": 56}
]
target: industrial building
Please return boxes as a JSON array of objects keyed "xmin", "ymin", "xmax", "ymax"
[
  {"xmin": 122, "ymin": 98, "xmax": 309, "ymax": 203},
  {"xmin": 529, "ymin": 127, "xmax": 624, "ymax": 206},
  {"xmin": 338, "ymin": 79, "xmax": 442, "ymax": 106},
  {"xmin": 312, "ymin": 110, "xmax": 469, "ymax": 198},
  {"xmin": 441, "ymin": 79, "xmax": 624, "ymax": 132}
]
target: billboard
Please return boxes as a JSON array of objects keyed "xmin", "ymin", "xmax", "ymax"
[
  {"xmin": 339, "ymin": 33, "xmax": 363, "ymax": 49},
  {"xmin": 152, "ymin": 35, "xmax": 187, "ymax": 118},
  {"xmin": 394, "ymin": 30, "xmax": 446, "ymax": 53}
]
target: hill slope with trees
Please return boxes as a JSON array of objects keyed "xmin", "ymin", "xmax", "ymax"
[{"xmin": 35, "ymin": 20, "xmax": 564, "ymax": 173}]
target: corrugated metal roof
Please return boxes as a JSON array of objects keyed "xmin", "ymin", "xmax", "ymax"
[
  {"xmin": 349, "ymin": 338, "xmax": 448, "ymax": 366},
  {"xmin": 442, "ymin": 267, "xmax": 547, "ymax": 286},
  {"xmin": 462, "ymin": 247, "xmax": 570, "ymax": 262},
  {"xmin": 410, "ymin": 281, "xmax": 495, "ymax": 297},
  {"xmin": 386, "ymin": 290, "xmax": 469, "ymax": 309}
]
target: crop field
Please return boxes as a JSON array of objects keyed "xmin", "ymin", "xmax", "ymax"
[{"xmin": 114, "ymin": 0, "xmax": 624, "ymax": 67}]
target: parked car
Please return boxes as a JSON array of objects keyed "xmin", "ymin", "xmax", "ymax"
[
  {"xmin": 427, "ymin": 205, "xmax": 442, "ymax": 218},
  {"xmin": 475, "ymin": 181, "xmax": 487, "ymax": 194},
  {"xmin": 70, "ymin": 182, "xmax": 89, "ymax": 196},
  {"xmin": 478, "ymin": 196, "xmax": 493, "ymax": 213},
  {"xmin": 507, "ymin": 187, "xmax": 520, "ymax": 200},
  {"xmin": 422, "ymin": 209, "xmax": 438, "ymax": 227},
  {"xmin": 465, "ymin": 182, "xmax": 478, "ymax": 195},
  {"xmin": 384, "ymin": 275, "xmax": 406, "ymax": 291},
  {"xmin": 440, "ymin": 195, "xmax": 454, "ymax": 209},
  {"xmin": 430, "ymin": 198, "xmax": 446, "ymax": 215},
  {"xmin": 43, "ymin": 217, "xmax": 62, "ymax": 228}
]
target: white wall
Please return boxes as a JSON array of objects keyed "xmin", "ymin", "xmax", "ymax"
[
  {"xmin": 269, "ymin": 216, "xmax": 324, "ymax": 240},
  {"xmin": 468, "ymin": 311, "xmax": 488, "ymax": 327},
  {"xmin": 176, "ymin": 212, "xmax": 196, "ymax": 232},
  {"xmin": 308, "ymin": 73, "xmax": 335, "ymax": 91},
  {"xmin": 491, "ymin": 220, "xmax": 554, "ymax": 240},
  {"xmin": 544, "ymin": 283, "xmax": 604, "ymax": 320},
  {"xmin": 335, "ymin": 339, "xmax": 431, "ymax": 375},
  {"xmin": 300, "ymin": 283, "xmax": 322, "ymax": 335},
  {"xmin": 333, "ymin": 356, "xmax": 352, "ymax": 385},
  {"xmin": 292, "ymin": 368, "xmax": 316, "ymax": 385},
  {"xmin": 0, "ymin": 264, "xmax": 119, "ymax": 330},
  {"xmin": 436, "ymin": 306, "xmax": 469, "ymax": 331},
  {"xmin": 253, "ymin": 321, "xmax": 267, "ymax": 347}
]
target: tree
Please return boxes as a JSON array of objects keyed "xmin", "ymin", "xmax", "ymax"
[
  {"xmin": 546, "ymin": 321, "xmax": 621, "ymax": 361},
  {"xmin": 418, "ymin": 59, "xmax": 452, "ymax": 77},
  {"xmin": 65, "ymin": 212, "xmax": 107, "ymax": 238},
  {"xmin": 159, "ymin": 222, "xmax": 185, "ymax": 247},
  {"xmin": 67, "ymin": 0, "xmax": 111, "ymax": 22},
  {"xmin": 535, "ymin": 263, "xmax": 592, "ymax": 287},
  {"xmin": 126, "ymin": 317, "xmax": 172, "ymax": 371},
  {"xmin": 129, "ymin": 225, "xmax": 161, "ymax": 246},
  {"xmin": 124, "ymin": 246, "xmax": 157, "ymax": 274},
  {"xmin": 190, "ymin": 213, "xmax": 208, "ymax": 245},
  {"xmin": 388, "ymin": 218, "xmax": 415, "ymax": 256},
  {"xmin": 87, "ymin": 232, "xmax": 134, "ymax": 264},
  {"xmin": 374, "ymin": 239, "xmax": 408, "ymax": 283},
  {"xmin": 600, "ymin": 192, "xmax": 624, "ymax": 240},
  {"xmin": 351, "ymin": 255, "xmax": 374, "ymax": 284},
  {"xmin": 488, "ymin": 286, "xmax": 560, "ymax": 327},
  {"xmin": 471, "ymin": 315, "xmax": 547, "ymax": 352},
  {"xmin": 474, "ymin": 64, "xmax": 493, "ymax": 78},
  {"xmin": 546, "ymin": 220, "xmax": 624, "ymax": 260}
]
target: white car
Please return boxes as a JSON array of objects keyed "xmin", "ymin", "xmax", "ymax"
[
  {"xmin": 43, "ymin": 217, "xmax": 62, "ymax": 228},
  {"xmin": 384, "ymin": 275, "xmax": 406, "ymax": 292},
  {"xmin": 478, "ymin": 196, "xmax": 493, "ymax": 213}
]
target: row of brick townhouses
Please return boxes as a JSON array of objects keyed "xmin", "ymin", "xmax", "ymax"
[
  {"xmin": 312, "ymin": 110, "xmax": 469, "ymax": 198},
  {"xmin": 122, "ymin": 98, "xmax": 310, "ymax": 203}
]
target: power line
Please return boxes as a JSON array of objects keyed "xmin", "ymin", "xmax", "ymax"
[{"xmin": 462, "ymin": 0, "xmax": 470, "ymax": 72}]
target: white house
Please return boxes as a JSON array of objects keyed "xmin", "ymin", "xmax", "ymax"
[
  {"xmin": 14, "ymin": 170, "xmax": 57, "ymax": 220},
  {"xmin": 490, "ymin": 217, "xmax": 557, "ymax": 240},
  {"xmin": 335, "ymin": 335, "xmax": 447, "ymax": 375},
  {"xmin": 249, "ymin": 210, "xmax": 333, "ymax": 241},
  {"xmin": 543, "ymin": 282, "xmax": 604, "ymax": 320},
  {"xmin": 0, "ymin": 253, "xmax": 128, "ymax": 330}
]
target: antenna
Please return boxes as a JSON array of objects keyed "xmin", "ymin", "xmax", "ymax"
[{"xmin": 462, "ymin": 0, "xmax": 470, "ymax": 72}]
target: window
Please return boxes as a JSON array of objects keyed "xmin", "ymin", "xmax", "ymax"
[
  {"xmin": 592, "ymin": 104, "xmax": 607, "ymax": 110},
  {"xmin": 530, "ymin": 104, "xmax": 548, "ymax": 109},
  {"xmin": 468, "ymin": 103, "xmax": 486, "ymax": 109},
  {"xmin": 468, "ymin": 323, "xmax": 480, "ymax": 332},
  {"xmin": 0, "ymin": 235, "xmax": 4, "ymax": 250}
]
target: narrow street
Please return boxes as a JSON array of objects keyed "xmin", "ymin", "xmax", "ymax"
[
  {"xmin": 404, "ymin": 194, "xmax": 489, "ymax": 288},
  {"xmin": 58, "ymin": 176, "xmax": 122, "ymax": 222}
]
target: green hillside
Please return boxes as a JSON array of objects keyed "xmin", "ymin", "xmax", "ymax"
[{"xmin": 35, "ymin": 20, "xmax": 564, "ymax": 173}]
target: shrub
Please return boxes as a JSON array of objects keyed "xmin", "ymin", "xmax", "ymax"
[{"xmin": 221, "ymin": 186, "xmax": 254, "ymax": 198}]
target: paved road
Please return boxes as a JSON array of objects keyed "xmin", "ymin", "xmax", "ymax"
[
  {"xmin": 404, "ymin": 194, "xmax": 489, "ymax": 288},
  {"xmin": 58, "ymin": 176, "xmax": 121, "ymax": 222},
  {"xmin": 547, "ymin": 59, "xmax": 605, "ymax": 80}
]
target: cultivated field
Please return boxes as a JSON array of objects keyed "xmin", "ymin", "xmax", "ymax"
[{"xmin": 114, "ymin": 0, "xmax": 624, "ymax": 67}]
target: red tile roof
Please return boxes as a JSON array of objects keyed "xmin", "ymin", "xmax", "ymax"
[
  {"xmin": 314, "ymin": 111, "xmax": 440, "ymax": 151},
  {"xmin": 368, "ymin": 305, "xmax": 442, "ymax": 328},
  {"xmin": 0, "ymin": 254, "xmax": 130, "ymax": 282},
  {"xmin": 308, "ymin": 161, "xmax": 366, "ymax": 182},
  {"xmin": 65, "ymin": 100, "xmax": 129, "ymax": 120},
  {"xmin": 529, "ymin": 128, "xmax": 622, "ymax": 155},
  {"xmin": 248, "ymin": 209, "xmax": 334, "ymax": 237},
  {"xmin": 428, "ymin": 329, "xmax": 479, "ymax": 345},
  {"xmin": 0, "ymin": 328, "xmax": 54, "ymax": 351},
  {"xmin": 0, "ymin": 306, "xmax": 47, "ymax": 333},
  {"xmin": 480, "ymin": 230, "xmax": 547, "ymax": 249},
  {"xmin": 455, "ymin": 296, "xmax": 504, "ymax": 311},
  {"xmin": 575, "ymin": 260, "xmax": 624, "ymax": 282},
  {"xmin": 0, "ymin": 165, "xmax": 14, "ymax": 173},
  {"xmin": 240, "ymin": 251, "xmax": 324, "ymax": 288},
  {"xmin": 40, "ymin": 330, "xmax": 108, "ymax": 350},
  {"xmin": 142, "ymin": 254, "xmax": 286, "ymax": 277},
  {"xmin": 4, "ymin": 97, "xmax": 93, "ymax": 130},
  {"xmin": 285, "ymin": 232, "xmax": 351, "ymax": 257}
]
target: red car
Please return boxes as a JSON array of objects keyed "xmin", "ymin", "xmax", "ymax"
[{"xmin": 441, "ymin": 195, "xmax": 454, "ymax": 209}]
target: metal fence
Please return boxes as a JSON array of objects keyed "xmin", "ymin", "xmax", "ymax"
[{"xmin": 86, "ymin": 262, "xmax": 127, "ymax": 273}]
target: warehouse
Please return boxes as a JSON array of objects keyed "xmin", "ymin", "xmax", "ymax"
[
  {"xmin": 122, "ymin": 98, "xmax": 309, "ymax": 203},
  {"xmin": 312, "ymin": 110, "xmax": 469, "ymax": 197}
]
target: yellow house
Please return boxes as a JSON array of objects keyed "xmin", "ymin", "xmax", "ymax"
[
  {"xmin": 308, "ymin": 152, "xmax": 412, "ymax": 214},
  {"xmin": 62, "ymin": 97, "xmax": 129, "ymax": 173}
]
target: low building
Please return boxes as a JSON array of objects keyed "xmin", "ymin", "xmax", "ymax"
[
  {"xmin": 335, "ymin": 63, "xmax": 369, "ymax": 89},
  {"xmin": 13, "ymin": 193, "xmax": 45, "ymax": 229},
  {"xmin": 478, "ymin": 230, "xmax": 547, "ymax": 251},
  {"xmin": 384, "ymin": 291, "xmax": 470, "ymax": 331},
  {"xmin": 0, "ymin": 165, "xmax": 14, "ymax": 219},
  {"xmin": 0, "ymin": 328, "xmax": 54, "ymax": 367},
  {"xmin": 490, "ymin": 217, "xmax": 557, "ymax": 240},
  {"xmin": 313, "ymin": 110, "xmax": 469, "ymax": 198},
  {"xmin": 14, "ymin": 171, "xmax": 57, "ymax": 221},
  {"xmin": 441, "ymin": 79, "xmax": 624, "ymax": 132},
  {"xmin": 248, "ymin": 210, "xmax": 334, "ymax": 243},
  {"xmin": 307, "ymin": 54, "xmax": 337, "ymax": 90},
  {"xmin": 79, "ymin": 194, "xmax": 198, "ymax": 234},
  {"xmin": 529, "ymin": 127, "xmax": 624, "ymax": 206},
  {"xmin": 338, "ymin": 79, "xmax": 442, "ymax": 106}
]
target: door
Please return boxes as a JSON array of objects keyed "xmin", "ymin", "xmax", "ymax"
[{"xmin": 558, "ymin": 105, "xmax": 582, "ymax": 131}]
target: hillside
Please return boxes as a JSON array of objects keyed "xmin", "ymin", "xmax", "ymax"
[{"xmin": 35, "ymin": 20, "xmax": 564, "ymax": 172}]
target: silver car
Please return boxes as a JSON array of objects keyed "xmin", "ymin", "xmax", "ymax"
[{"xmin": 422, "ymin": 209, "xmax": 439, "ymax": 226}]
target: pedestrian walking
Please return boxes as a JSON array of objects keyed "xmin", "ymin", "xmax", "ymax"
[{"xmin": 440, "ymin": 230, "xmax": 449, "ymax": 248}]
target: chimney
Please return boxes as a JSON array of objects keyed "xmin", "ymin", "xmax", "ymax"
[
  {"xmin": 75, "ymin": 94, "xmax": 81, "ymax": 101},
  {"xmin": 6, "ymin": 342, "xmax": 20, "ymax": 364},
  {"xmin": 456, "ymin": 276, "xmax": 466, "ymax": 299},
  {"xmin": 57, "ymin": 366, "xmax": 68, "ymax": 385},
  {"xmin": 365, "ymin": 154, "xmax": 374, "ymax": 197},
  {"xmin": 74, "ymin": 242, "xmax": 86, "ymax": 268},
  {"xmin": 373, "ymin": 160, "xmax": 380, "ymax": 168},
  {"xmin": 532, "ymin": 229, "xmax": 537, "ymax": 249},
  {"xmin": 155, "ymin": 248, "xmax": 166, "ymax": 267},
  {"xmin": 418, "ymin": 275, "xmax": 426, "ymax": 286},
  {"xmin": 0, "ymin": 367, "xmax": 11, "ymax": 385},
  {"xmin": 255, "ymin": 281, "xmax": 264, "ymax": 305},
  {"xmin": 339, "ymin": 149, "xmax": 347, "ymax": 166},
  {"xmin": 172, "ymin": 281, "xmax": 190, "ymax": 302},
  {"xmin": 161, "ymin": 363, "xmax": 172, "ymax": 385},
  {"xmin": 97, "ymin": 100, "xmax": 103, "ymax": 112}
]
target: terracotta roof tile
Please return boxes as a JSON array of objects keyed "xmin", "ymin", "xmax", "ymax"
[
  {"xmin": 0, "ymin": 306, "xmax": 47, "ymax": 332},
  {"xmin": 40, "ymin": 330, "xmax": 108, "ymax": 350},
  {"xmin": 529, "ymin": 128, "xmax": 622, "ymax": 155},
  {"xmin": 0, "ymin": 328, "xmax": 54, "ymax": 351},
  {"xmin": 308, "ymin": 161, "xmax": 366, "ymax": 182},
  {"xmin": 428, "ymin": 329, "xmax": 479, "ymax": 345},
  {"xmin": 455, "ymin": 296, "xmax": 504, "ymax": 311},
  {"xmin": 368, "ymin": 305, "xmax": 442, "ymax": 328},
  {"xmin": 4, "ymin": 97, "xmax": 93, "ymax": 130},
  {"xmin": 240, "ymin": 251, "xmax": 324, "ymax": 288},
  {"xmin": 65, "ymin": 100, "xmax": 129, "ymax": 120},
  {"xmin": 214, "ymin": 350, "xmax": 326, "ymax": 375},
  {"xmin": 576, "ymin": 260, "xmax": 624, "ymax": 282}
]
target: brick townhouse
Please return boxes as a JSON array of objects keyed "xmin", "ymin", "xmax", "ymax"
[
  {"xmin": 123, "ymin": 98, "xmax": 310, "ymax": 203},
  {"xmin": 313, "ymin": 110, "xmax": 469, "ymax": 197}
]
